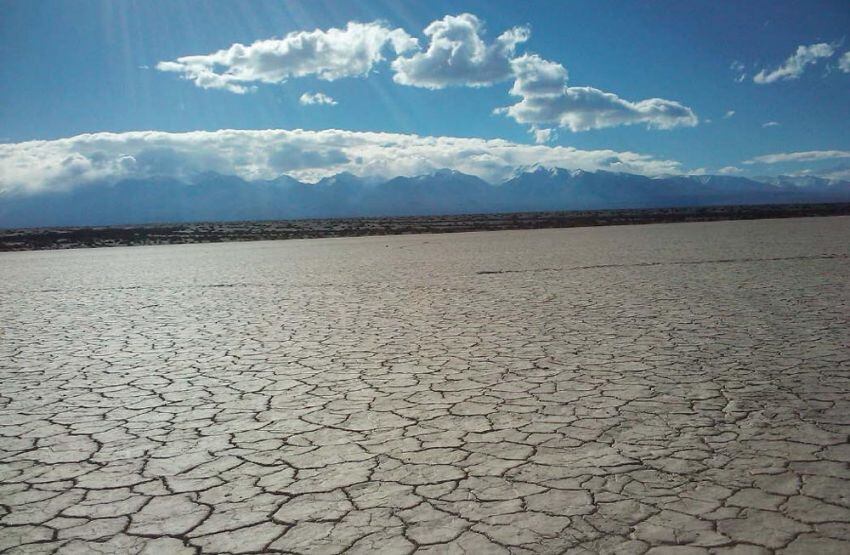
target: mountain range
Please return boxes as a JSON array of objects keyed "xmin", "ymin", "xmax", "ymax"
[{"xmin": 2, "ymin": 167, "xmax": 849, "ymax": 229}]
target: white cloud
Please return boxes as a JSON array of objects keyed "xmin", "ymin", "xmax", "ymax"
[
  {"xmin": 762, "ymin": 121, "xmax": 780, "ymax": 128},
  {"xmin": 530, "ymin": 127, "xmax": 555, "ymax": 144},
  {"xmin": 157, "ymin": 22, "xmax": 417, "ymax": 93},
  {"xmin": 717, "ymin": 166, "xmax": 742, "ymax": 175},
  {"xmin": 155, "ymin": 13, "xmax": 699, "ymax": 136},
  {"xmin": 743, "ymin": 150, "xmax": 850, "ymax": 164},
  {"xmin": 815, "ymin": 164, "xmax": 850, "ymax": 181},
  {"xmin": 780, "ymin": 165, "xmax": 850, "ymax": 181},
  {"xmin": 753, "ymin": 42, "xmax": 836, "ymax": 84},
  {"xmin": 299, "ymin": 92, "xmax": 337, "ymax": 106},
  {"xmin": 497, "ymin": 54, "xmax": 698, "ymax": 132},
  {"xmin": 839, "ymin": 52, "xmax": 850, "ymax": 73},
  {"xmin": 0, "ymin": 129, "xmax": 688, "ymax": 195},
  {"xmin": 723, "ymin": 110, "xmax": 735, "ymax": 119},
  {"xmin": 391, "ymin": 13, "xmax": 528, "ymax": 89},
  {"xmin": 508, "ymin": 54, "xmax": 568, "ymax": 98}
]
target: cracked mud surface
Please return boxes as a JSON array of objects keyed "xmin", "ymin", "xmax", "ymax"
[{"xmin": 1, "ymin": 216, "xmax": 849, "ymax": 554}]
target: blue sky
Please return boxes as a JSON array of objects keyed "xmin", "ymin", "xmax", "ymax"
[{"xmin": 1, "ymin": 0, "xmax": 849, "ymax": 192}]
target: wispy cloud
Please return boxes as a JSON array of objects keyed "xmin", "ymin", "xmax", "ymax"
[
  {"xmin": 730, "ymin": 60, "xmax": 747, "ymax": 82},
  {"xmin": 762, "ymin": 121, "xmax": 780, "ymax": 128},
  {"xmin": 723, "ymin": 110, "xmax": 736, "ymax": 119},
  {"xmin": 0, "ymin": 129, "xmax": 688, "ymax": 195},
  {"xmin": 299, "ymin": 92, "xmax": 337, "ymax": 106},
  {"xmin": 743, "ymin": 150, "xmax": 850, "ymax": 164},
  {"xmin": 717, "ymin": 166, "xmax": 742, "ymax": 175},
  {"xmin": 753, "ymin": 42, "xmax": 836, "ymax": 84}
]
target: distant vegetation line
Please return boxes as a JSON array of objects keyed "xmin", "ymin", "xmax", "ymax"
[{"xmin": 2, "ymin": 203, "xmax": 849, "ymax": 252}]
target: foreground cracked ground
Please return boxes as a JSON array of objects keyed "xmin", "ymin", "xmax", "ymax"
[{"xmin": 1, "ymin": 216, "xmax": 849, "ymax": 554}]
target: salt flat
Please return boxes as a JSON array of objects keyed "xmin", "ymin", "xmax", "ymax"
[{"xmin": 1, "ymin": 216, "xmax": 849, "ymax": 554}]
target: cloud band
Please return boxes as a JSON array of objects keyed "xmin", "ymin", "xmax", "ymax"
[{"xmin": 0, "ymin": 129, "xmax": 686, "ymax": 195}]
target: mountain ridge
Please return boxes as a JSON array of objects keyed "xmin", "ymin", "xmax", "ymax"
[{"xmin": 2, "ymin": 168, "xmax": 849, "ymax": 229}]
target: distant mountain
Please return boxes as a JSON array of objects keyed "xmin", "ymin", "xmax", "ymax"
[
  {"xmin": 496, "ymin": 167, "xmax": 849, "ymax": 211},
  {"xmin": 370, "ymin": 170, "xmax": 496, "ymax": 216},
  {"xmin": 2, "ymin": 168, "xmax": 849, "ymax": 228},
  {"xmin": 501, "ymin": 167, "xmax": 689, "ymax": 210}
]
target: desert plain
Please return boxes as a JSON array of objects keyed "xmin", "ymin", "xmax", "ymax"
[{"xmin": 1, "ymin": 216, "xmax": 849, "ymax": 554}]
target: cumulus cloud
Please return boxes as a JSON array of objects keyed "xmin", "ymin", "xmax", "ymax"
[
  {"xmin": 0, "ymin": 129, "xmax": 687, "ymax": 195},
  {"xmin": 753, "ymin": 42, "xmax": 835, "ymax": 84},
  {"xmin": 391, "ymin": 13, "xmax": 528, "ymax": 89},
  {"xmin": 723, "ymin": 110, "xmax": 735, "ymax": 119},
  {"xmin": 497, "ymin": 54, "xmax": 698, "ymax": 132},
  {"xmin": 743, "ymin": 150, "xmax": 850, "ymax": 165},
  {"xmin": 299, "ymin": 92, "xmax": 337, "ymax": 106},
  {"xmin": 839, "ymin": 52, "xmax": 850, "ymax": 73},
  {"xmin": 157, "ymin": 22, "xmax": 417, "ymax": 93},
  {"xmin": 508, "ymin": 54, "xmax": 568, "ymax": 98},
  {"xmin": 155, "ymin": 13, "xmax": 697, "ymax": 136}
]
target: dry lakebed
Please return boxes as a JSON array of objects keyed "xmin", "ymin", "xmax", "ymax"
[{"xmin": 1, "ymin": 216, "xmax": 849, "ymax": 554}]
